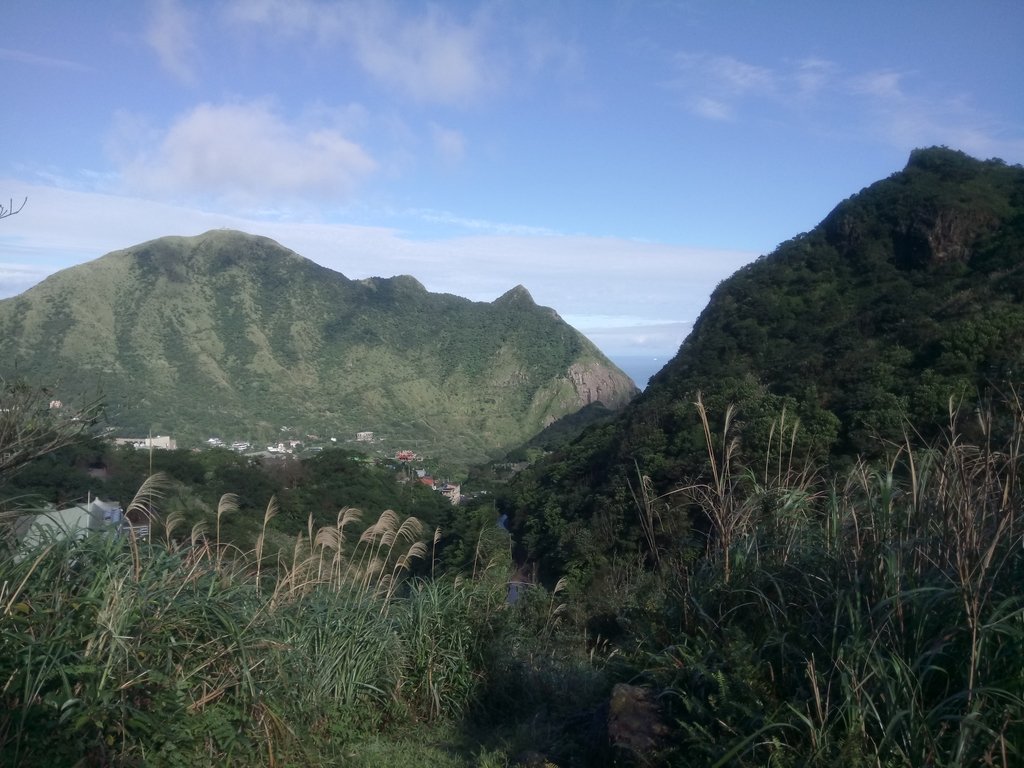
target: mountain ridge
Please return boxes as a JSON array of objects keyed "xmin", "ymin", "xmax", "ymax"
[{"xmin": 0, "ymin": 230, "xmax": 638, "ymax": 465}]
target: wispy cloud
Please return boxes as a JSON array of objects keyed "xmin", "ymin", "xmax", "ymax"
[
  {"xmin": 793, "ymin": 57, "xmax": 836, "ymax": 98},
  {"xmin": 850, "ymin": 70, "xmax": 905, "ymax": 100},
  {"xmin": 146, "ymin": 0, "xmax": 199, "ymax": 84},
  {"xmin": 669, "ymin": 52, "xmax": 777, "ymax": 120},
  {"xmin": 226, "ymin": 0, "xmax": 495, "ymax": 105},
  {"xmin": 0, "ymin": 47, "xmax": 91, "ymax": 72},
  {"xmin": 112, "ymin": 101, "xmax": 377, "ymax": 202},
  {"xmin": 846, "ymin": 74, "xmax": 1024, "ymax": 161},
  {"xmin": 0, "ymin": 262, "xmax": 55, "ymax": 299},
  {"xmin": 343, "ymin": 3, "xmax": 491, "ymax": 105},
  {"xmin": 705, "ymin": 55, "xmax": 775, "ymax": 93},
  {"xmin": 224, "ymin": 0, "xmax": 320, "ymax": 35},
  {"xmin": 404, "ymin": 208, "xmax": 556, "ymax": 236},
  {"xmin": 668, "ymin": 51, "xmax": 1024, "ymax": 162},
  {"xmin": 668, "ymin": 52, "xmax": 842, "ymax": 121},
  {"xmin": 691, "ymin": 96, "xmax": 733, "ymax": 121},
  {"xmin": 225, "ymin": 0, "xmax": 578, "ymax": 107},
  {"xmin": 567, "ymin": 319, "xmax": 694, "ymax": 358}
]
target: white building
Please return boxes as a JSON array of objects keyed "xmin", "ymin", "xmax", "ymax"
[{"xmin": 114, "ymin": 435, "xmax": 177, "ymax": 450}]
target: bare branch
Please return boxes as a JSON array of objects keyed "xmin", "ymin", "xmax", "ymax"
[
  {"xmin": 0, "ymin": 378, "xmax": 103, "ymax": 485},
  {"xmin": 0, "ymin": 197, "xmax": 27, "ymax": 221}
]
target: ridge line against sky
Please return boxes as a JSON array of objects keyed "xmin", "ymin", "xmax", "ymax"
[{"xmin": 2, "ymin": 0, "xmax": 1022, "ymax": 370}]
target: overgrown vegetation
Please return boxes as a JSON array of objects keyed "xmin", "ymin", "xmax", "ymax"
[
  {"xmin": 0, "ymin": 490, "xmax": 516, "ymax": 766},
  {"xmin": 598, "ymin": 391, "xmax": 1024, "ymax": 765},
  {"xmin": 2, "ymin": 390, "xmax": 1022, "ymax": 766}
]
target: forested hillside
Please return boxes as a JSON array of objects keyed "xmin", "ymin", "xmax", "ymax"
[
  {"xmin": 504, "ymin": 147, "xmax": 1024, "ymax": 579},
  {"xmin": 0, "ymin": 230, "xmax": 636, "ymax": 467}
]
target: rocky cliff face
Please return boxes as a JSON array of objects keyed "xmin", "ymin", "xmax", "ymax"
[
  {"xmin": 823, "ymin": 147, "xmax": 1014, "ymax": 271},
  {"xmin": 894, "ymin": 207, "xmax": 1000, "ymax": 268},
  {"xmin": 564, "ymin": 362, "xmax": 636, "ymax": 409}
]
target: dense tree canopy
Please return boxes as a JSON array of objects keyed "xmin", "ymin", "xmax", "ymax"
[{"xmin": 502, "ymin": 147, "xmax": 1024, "ymax": 580}]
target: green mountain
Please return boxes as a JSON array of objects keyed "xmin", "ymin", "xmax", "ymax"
[
  {"xmin": 0, "ymin": 230, "xmax": 637, "ymax": 465},
  {"xmin": 504, "ymin": 147, "xmax": 1024, "ymax": 577}
]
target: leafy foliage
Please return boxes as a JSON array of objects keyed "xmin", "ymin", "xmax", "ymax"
[{"xmin": 611, "ymin": 392, "xmax": 1024, "ymax": 766}]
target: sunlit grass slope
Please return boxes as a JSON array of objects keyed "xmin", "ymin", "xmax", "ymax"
[{"xmin": 0, "ymin": 230, "xmax": 637, "ymax": 465}]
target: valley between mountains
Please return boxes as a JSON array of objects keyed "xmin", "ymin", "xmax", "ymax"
[{"xmin": 3, "ymin": 147, "xmax": 1024, "ymax": 766}]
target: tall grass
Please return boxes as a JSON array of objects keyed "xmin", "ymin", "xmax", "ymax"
[
  {"xmin": 5, "ymin": 393, "xmax": 1023, "ymax": 766},
  {"xmin": 0, "ymin": 502, "xmax": 502, "ymax": 766},
  {"xmin": 637, "ymin": 392, "xmax": 1024, "ymax": 766}
]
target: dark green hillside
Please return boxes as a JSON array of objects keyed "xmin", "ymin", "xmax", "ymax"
[
  {"xmin": 0, "ymin": 231, "xmax": 637, "ymax": 466},
  {"xmin": 505, "ymin": 147, "xmax": 1024, "ymax": 578}
]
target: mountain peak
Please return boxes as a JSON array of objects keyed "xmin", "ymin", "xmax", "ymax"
[
  {"xmin": 903, "ymin": 145, "xmax": 1016, "ymax": 179},
  {"xmin": 495, "ymin": 285, "xmax": 535, "ymax": 305},
  {"xmin": 120, "ymin": 230, "xmax": 316, "ymax": 286}
]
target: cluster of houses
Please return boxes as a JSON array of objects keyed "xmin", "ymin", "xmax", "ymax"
[
  {"xmin": 204, "ymin": 437, "xmax": 253, "ymax": 452},
  {"xmin": 6, "ymin": 420, "xmax": 474, "ymax": 559},
  {"xmin": 411, "ymin": 469, "xmax": 461, "ymax": 505}
]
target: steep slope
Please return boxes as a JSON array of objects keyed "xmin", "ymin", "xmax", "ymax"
[
  {"xmin": 504, "ymin": 147, "xmax": 1024, "ymax": 577},
  {"xmin": 0, "ymin": 230, "xmax": 637, "ymax": 464}
]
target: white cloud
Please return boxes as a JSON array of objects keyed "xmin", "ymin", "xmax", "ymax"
[
  {"xmin": 568, "ymin": 320, "xmax": 694, "ymax": 358},
  {"xmin": 345, "ymin": 4, "xmax": 489, "ymax": 104},
  {"xmin": 794, "ymin": 58, "xmax": 835, "ymax": 98},
  {"xmin": 669, "ymin": 52, "xmax": 846, "ymax": 121},
  {"xmin": 404, "ymin": 208, "xmax": 556, "ymax": 236},
  {"xmin": 706, "ymin": 55, "xmax": 775, "ymax": 93},
  {"xmin": 670, "ymin": 52, "xmax": 777, "ymax": 114},
  {"xmin": 114, "ymin": 101, "xmax": 377, "ymax": 202},
  {"xmin": 224, "ymin": 0, "xmax": 317, "ymax": 32},
  {"xmin": 846, "ymin": 74, "xmax": 1024, "ymax": 162},
  {"xmin": 0, "ymin": 263, "xmax": 54, "ymax": 299},
  {"xmin": 146, "ymin": 0, "xmax": 199, "ymax": 84},
  {"xmin": 691, "ymin": 96, "xmax": 733, "ymax": 121},
  {"xmin": 225, "ymin": 0, "xmax": 579, "ymax": 107},
  {"xmin": 667, "ymin": 52, "xmax": 789, "ymax": 122}
]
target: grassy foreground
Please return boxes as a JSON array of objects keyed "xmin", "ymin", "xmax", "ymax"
[
  {"xmin": 0, "ymin": 496, "xmax": 526, "ymax": 767},
  {"xmin": 590, "ymin": 394, "xmax": 1024, "ymax": 766},
  {"xmin": 2, "ymin": 395, "xmax": 1024, "ymax": 766}
]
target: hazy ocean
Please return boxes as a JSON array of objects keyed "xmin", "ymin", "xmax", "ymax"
[{"xmin": 611, "ymin": 355, "xmax": 666, "ymax": 391}]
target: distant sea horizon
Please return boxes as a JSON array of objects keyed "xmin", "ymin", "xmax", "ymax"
[{"xmin": 610, "ymin": 354, "xmax": 667, "ymax": 391}]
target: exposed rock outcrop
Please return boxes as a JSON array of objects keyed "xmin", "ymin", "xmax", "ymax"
[{"xmin": 564, "ymin": 362, "xmax": 637, "ymax": 409}]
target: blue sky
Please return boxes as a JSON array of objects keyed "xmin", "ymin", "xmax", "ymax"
[{"xmin": 2, "ymin": 1, "xmax": 1022, "ymax": 375}]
